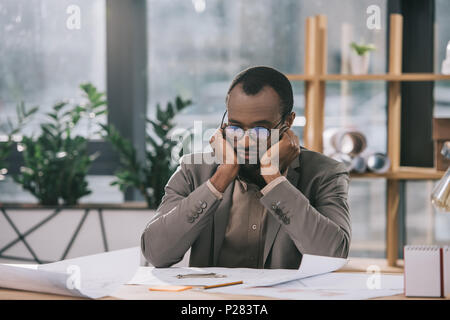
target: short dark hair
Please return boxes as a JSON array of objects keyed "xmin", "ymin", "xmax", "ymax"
[{"xmin": 226, "ymin": 66, "xmax": 294, "ymax": 117}]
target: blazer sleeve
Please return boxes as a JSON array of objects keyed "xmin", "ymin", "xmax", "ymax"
[
  {"xmin": 141, "ymin": 159, "xmax": 221, "ymax": 267},
  {"xmin": 259, "ymin": 167, "xmax": 351, "ymax": 258}
]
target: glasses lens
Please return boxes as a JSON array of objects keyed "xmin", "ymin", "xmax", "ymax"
[
  {"xmin": 225, "ymin": 126, "xmax": 244, "ymax": 140},
  {"xmin": 249, "ymin": 127, "xmax": 270, "ymax": 141}
]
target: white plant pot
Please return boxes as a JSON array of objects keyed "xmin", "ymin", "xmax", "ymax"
[{"xmin": 350, "ymin": 51, "xmax": 371, "ymax": 75}]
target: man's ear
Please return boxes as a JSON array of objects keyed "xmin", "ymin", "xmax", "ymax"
[{"xmin": 285, "ymin": 112, "xmax": 296, "ymax": 128}]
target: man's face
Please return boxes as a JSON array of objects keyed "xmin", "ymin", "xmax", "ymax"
[{"xmin": 226, "ymin": 83, "xmax": 286, "ymax": 166}]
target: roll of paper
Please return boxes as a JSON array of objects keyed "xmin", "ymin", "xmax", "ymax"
[
  {"xmin": 324, "ymin": 128, "xmax": 367, "ymax": 156},
  {"xmin": 366, "ymin": 152, "xmax": 390, "ymax": 173},
  {"xmin": 350, "ymin": 155, "xmax": 367, "ymax": 173}
]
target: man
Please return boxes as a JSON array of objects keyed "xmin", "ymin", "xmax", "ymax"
[{"xmin": 141, "ymin": 66, "xmax": 351, "ymax": 269}]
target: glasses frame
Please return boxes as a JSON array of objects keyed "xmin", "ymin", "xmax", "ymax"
[{"xmin": 220, "ymin": 109, "xmax": 288, "ymax": 142}]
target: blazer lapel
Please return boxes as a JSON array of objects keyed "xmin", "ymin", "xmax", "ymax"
[
  {"xmin": 263, "ymin": 158, "xmax": 301, "ymax": 266},
  {"xmin": 286, "ymin": 160, "xmax": 300, "ymax": 186},
  {"xmin": 263, "ymin": 212, "xmax": 282, "ymax": 266},
  {"xmin": 212, "ymin": 179, "xmax": 235, "ymax": 265}
]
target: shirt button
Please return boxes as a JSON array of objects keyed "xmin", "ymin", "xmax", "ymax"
[{"xmin": 251, "ymin": 224, "xmax": 257, "ymax": 230}]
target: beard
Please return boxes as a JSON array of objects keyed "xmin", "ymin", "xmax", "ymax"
[
  {"xmin": 235, "ymin": 149, "xmax": 261, "ymax": 176},
  {"xmin": 233, "ymin": 138, "xmax": 274, "ymax": 188},
  {"xmin": 240, "ymin": 163, "xmax": 260, "ymax": 172},
  {"xmin": 238, "ymin": 163, "xmax": 266, "ymax": 188}
]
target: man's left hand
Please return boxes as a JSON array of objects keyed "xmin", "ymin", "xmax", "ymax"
[{"xmin": 260, "ymin": 129, "xmax": 300, "ymax": 183}]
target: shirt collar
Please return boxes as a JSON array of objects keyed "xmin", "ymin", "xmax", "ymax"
[{"xmin": 236, "ymin": 175, "xmax": 249, "ymax": 192}]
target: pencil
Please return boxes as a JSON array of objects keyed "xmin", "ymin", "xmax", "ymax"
[{"xmin": 203, "ymin": 281, "xmax": 243, "ymax": 290}]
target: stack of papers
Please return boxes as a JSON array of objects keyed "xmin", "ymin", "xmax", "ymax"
[
  {"xmin": 207, "ymin": 272, "xmax": 404, "ymax": 300},
  {"xmin": 0, "ymin": 247, "xmax": 140, "ymax": 299},
  {"xmin": 128, "ymin": 254, "xmax": 348, "ymax": 287},
  {"xmin": 128, "ymin": 254, "xmax": 404, "ymax": 300}
]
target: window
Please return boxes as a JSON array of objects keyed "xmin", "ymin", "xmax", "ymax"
[
  {"xmin": 0, "ymin": 0, "xmax": 121, "ymax": 203},
  {"xmin": 0, "ymin": 0, "xmax": 106, "ymax": 137},
  {"xmin": 147, "ymin": 0, "xmax": 306, "ymax": 134},
  {"xmin": 406, "ymin": 181, "xmax": 450, "ymax": 246},
  {"xmin": 348, "ymin": 179, "xmax": 386, "ymax": 257}
]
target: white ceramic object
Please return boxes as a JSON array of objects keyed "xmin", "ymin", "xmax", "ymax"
[{"xmin": 350, "ymin": 51, "xmax": 370, "ymax": 75}]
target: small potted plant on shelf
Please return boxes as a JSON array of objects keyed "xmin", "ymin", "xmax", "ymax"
[{"xmin": 349, "ymin": 41, "xmax": 376, "ymax": 75}]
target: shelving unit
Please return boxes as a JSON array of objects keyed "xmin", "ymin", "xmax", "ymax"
[{"xmin": 287, "ymin": 14, "xmax": 450, "ymax": 266}]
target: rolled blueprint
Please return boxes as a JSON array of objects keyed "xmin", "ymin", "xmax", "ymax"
[
  {"xmin": 350, "ymin": 155, "xmax": 367, "ymax": 173},
  {"xmin": 366, "ymin": 152, "xmax": 391, "ymax": 173},
  {"xmin": 324, "ymin": 128, "xmax": 367, "ymax": 157}
]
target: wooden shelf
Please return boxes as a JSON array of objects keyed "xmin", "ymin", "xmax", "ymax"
[
  {"xmin": 322, "ymin": 73, "xmax": 450, "ymax": 81},
  {"xmin": 286, "ymin": 73, "xmax": 450, "ymax": 82},
  {"xmin": 350, "ymin": 167, "xmax": 445, "ymax": 180},
  {"xmin": 298, "ymin": 14, "xmax": 446, "ymax": 267},
  {"xmin": 285, "ymin": 74, "xmax": 314, "ymax": 81}
]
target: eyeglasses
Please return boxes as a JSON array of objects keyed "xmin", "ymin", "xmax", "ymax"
[{"xmin": 220, "ymin": 110, "xmax": 286, "ymax": 142}]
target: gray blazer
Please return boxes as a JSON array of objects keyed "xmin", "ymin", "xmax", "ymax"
[{"xmin": 141, "ymin": 147, "xmax": 351, "ymax": 269}]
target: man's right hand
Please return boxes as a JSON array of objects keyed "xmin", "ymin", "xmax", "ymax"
[{"xmin": 209, "ymin": 127, "xmax": 239, "ymax": 193}]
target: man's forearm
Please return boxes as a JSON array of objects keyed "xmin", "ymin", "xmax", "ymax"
[
  {"xmin": 142, "ymin": 182, "xmax": 221, "ymax": 267},
  {"xmin": 259, "ymin": 176, "xmax": 351, "ymax": 258}
]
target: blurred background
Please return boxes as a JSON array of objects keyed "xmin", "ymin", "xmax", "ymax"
[{"xmin": 0, "ymin": 0, "xmax": 449, "ymax": 264}]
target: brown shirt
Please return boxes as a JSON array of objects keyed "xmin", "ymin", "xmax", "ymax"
[{"xmin": 216, "ymin": 177, "xmax": 267, "ymax": 268}]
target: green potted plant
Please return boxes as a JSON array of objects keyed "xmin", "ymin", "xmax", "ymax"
[
  {"xmin": 101, "ymin": 96, "xmax": 192, "ymax": 208},
  {"xmin": 350, "ymin": 41, "xmax": 376, "ymax": 75},
  {"xmin": 14, "ymin": 83, "xmax": 106, "ymax": 205}
]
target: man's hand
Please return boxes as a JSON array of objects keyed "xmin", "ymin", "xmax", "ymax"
[
  {"xmin": 209, "ymin": 127, "xmax": 240, "ymax": 193},
  {"xmin": 260, "ymin": 129, "xmax": 300, "ymax": 184}
]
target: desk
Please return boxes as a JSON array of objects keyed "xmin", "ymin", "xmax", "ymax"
[{"xmin": 0, "ymin": 258, "xmax": 447, "ymax": 300}]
